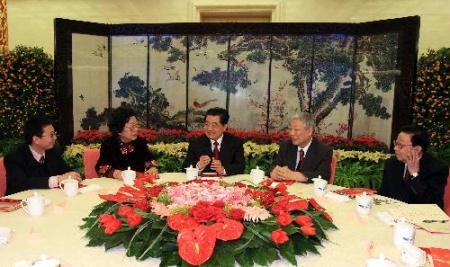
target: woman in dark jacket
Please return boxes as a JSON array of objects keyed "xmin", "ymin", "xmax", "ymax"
[{"xmin": 95, "ymin": 107, "xmax": 158, "ymax": 179}]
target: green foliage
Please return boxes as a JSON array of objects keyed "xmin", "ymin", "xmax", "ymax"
[
  {"xmin": 0, "ymin": 138, "xmax": 21, "ymax": 157},
  {"xmin": 244, "ymin": 153, "xmax": 277, "ymax": 176},
  {"xmin": 429, "ymin": 145, "xmax": 450, "ymax": 163},
  {"xmin": 153, "ymin": 154, "xmax": 184, "ymax": 173},
  {"xmin": 334, "ymin": 159, "xmax": 385, "ymax": 189},
  {"xmin": 0, "ymin": 46, "xmax": 57, "ymax": 139},
  {"xmin": 414, "ymin": 48, "xmax": 450, "ymax": 149},
  {"xmin": 63, "ymin": 152, "xmax": 85, "ymax": 176}
]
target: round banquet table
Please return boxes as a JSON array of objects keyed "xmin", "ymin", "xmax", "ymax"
[{"xmin": 0, "ymin": 173, "xmax": 449, "ymax": 267}]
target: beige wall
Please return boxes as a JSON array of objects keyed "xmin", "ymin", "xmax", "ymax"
[{"xmin": 7, "ymin": 0, "xmax": 450, "ymax": 56}]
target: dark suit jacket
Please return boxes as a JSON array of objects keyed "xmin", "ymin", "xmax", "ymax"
[
  {"xmin": 378, "ymin": 153, "xmax": 448, "ymax": 208},
  {"xmin": 182, "ymin": 133, "xmax": 245, "ymax": 176},
  {"xmin": 275, "ymin": 138, "xmax": 332, "ymax": 182},
  {"xmin": 5, "ymin": 143, "xmax": 71, "ymax": 195},
  {"xmin": 95, "ymin": 136, "xmax": 154, "ymax": 175}
]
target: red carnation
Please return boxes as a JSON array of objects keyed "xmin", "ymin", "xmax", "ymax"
[
  {"xmin": 271, "ymin": 200, "xmax": 288, "ymax": 215},
  {"xmin": 213, "ymin": 200, "xmax": 225, "ymax": 208},
  {"xmin": 99, "ymin": 214, "xmax": 121, "ymax": 235},
  {"xmin": 275, "ymin": 183, "xmax": 288, "ymax": 195},
  {"xmin": 190, "ymin": 202, "xmax": 226, "ymax": 223},
  {"xmin": 271, "ymin": 229, "xmax": 289, "ymax": 244},
  {"xmin": 126, "ymin": 211, "xmax": 143, "ymax": 228},
  {"xmin": 118, "ymin": 205, "xmax": 134, "ymax": 217},
  {"xmin": 300, "ymin": 225, "xmax": 316, "ymax": 236},
  {"xmin": 295, "ymin": 215, "xmax": 313, "ymax": 226},
  {"xmin": 168, "ymin": 213, "xmax": 199, "ymax": 232},
  {"xmin": 276, "ymin": 211, "xmax": 293, "ymax": 226},
  {"xmin": 229, "ymin": 208, "xmax": 245, "ymax": 221},
  {"xmin": 133, "ymin": 199, "xmax": 150, "ymax": 212},
  {"xmin": 287, "ymin": 199, "xmax": 309, "ymax": 211},
  {"xmin": 260, "ymin": 179, "xmax": 273, "ymax": 187},
  {"xmin": 148, "ymin": 185, "xmax": 163, "ymax": 197}
]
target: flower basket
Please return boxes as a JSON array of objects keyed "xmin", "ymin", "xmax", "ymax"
[{"xmin": 81, "ymin": 177, "xmax": 336, "ymax": 266}]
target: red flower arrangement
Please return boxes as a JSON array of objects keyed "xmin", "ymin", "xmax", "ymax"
[
  {"xmin": 73, "ymin": 130, "xmax": 110, "ymax": 144},
  {"xmin": 81, "ymin": 178, "xmax": 337, "ymax": 266},
  {"xmin": 73, "ymin": 128, "xmax": 387, "ymax": 152}
]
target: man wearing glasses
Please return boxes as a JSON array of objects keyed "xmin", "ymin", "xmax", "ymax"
[
  {"xmin": 182, "ymin": 107, "xmax": 244, "ymax": 176},
  {"xmin": 4, "ymin": 117, "xmax": 81, "ymax": 195},
  {"xmin": 378, "ymin": 126, "xmax": 448, "ymax": 208}
]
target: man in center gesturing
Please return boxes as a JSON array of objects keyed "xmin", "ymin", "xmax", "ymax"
[{"xmin": 182, "ymin": 107, "xmax": 245, "ymax": 176}]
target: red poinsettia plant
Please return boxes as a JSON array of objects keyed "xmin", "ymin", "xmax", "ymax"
[
  {"xmin": 73, "ymin": 128, "xmax": 386, "ymax": 152},
  {"xmin": 81, "ymin": 177, "xmax": 336, "ymax": 266}
]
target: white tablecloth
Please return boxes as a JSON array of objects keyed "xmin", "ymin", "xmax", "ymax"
[{"xmin": 0, "ymin": 174, "xmax": 449, "ymax": 266}]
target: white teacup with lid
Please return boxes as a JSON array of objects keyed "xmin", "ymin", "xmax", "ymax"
[
  {"xmin": 122, "ymin": 167, "xmax": 136, "ymax": 186},
  {"xmin": 59, "ymin": 176, "xmax": 79, "ymax": 197},
  {"xmin": 312, "ymin": 175, "xmax": 327, "ymax": 196},
  {"xmin": 21, "ymin": 192, "xmax": 46, "ymax": 217},
  {"xmin": 401, "ymin": 244, "xmax": 427, "ymax": 267},
  {"xmin": 355, "ymin": 192, "xmax": 373, "ymax": 215},
  {"xmin": 185, "ymin": 165, "xmax": 199, "ymax": 181},
  {"xmin": 366, "ymin": 254, "xmax": 397, "ymax": 267},
  {"xmin": 250, "ymin": 166, "xmax": 265, "ymax": 184},
  {"xmin": 393, "ymin": 217, "xmax": 416, "ymax": 249}
]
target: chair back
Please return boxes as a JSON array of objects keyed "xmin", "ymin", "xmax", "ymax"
[
  {"xmin": 444, "ymin": 170, "xmax": 450, "ymax": 216},
  {"xmin": 83, "ymin": 148, "xmax": 100, "ymax": 179},
  {"xmin": 0, "ymin": 157, "xmax": 6, "ymax": 197},
  {"xmin": 328, "ymin": 153, "xmax": 337, "ymax": 184}
]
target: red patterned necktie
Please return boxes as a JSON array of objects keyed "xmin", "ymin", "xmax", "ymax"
[
  {"xmin": 295, "ymin": 149, "xmax": 304, "ymax": 171},
  {"xmin": 39, "ymin": 155, "xmax": 45, "ymax": 164},
  {"xmin": 213, "ymin": 141, "xmax": 220, "ymax": 160}
]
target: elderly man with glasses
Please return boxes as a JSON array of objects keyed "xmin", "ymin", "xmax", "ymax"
[
  {"xmin": 270, "ymin": 113, "xmax": 332, "ymax": 183},
  {"xmin": 378, "ymin": 126, "xmax": 448, "ymax": 208},
  {"xmin": 4, "ymin": 117, "xmax": 81, "ymax": 195}
]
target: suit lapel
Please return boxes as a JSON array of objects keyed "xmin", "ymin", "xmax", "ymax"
[
  {"xmin": 200, "ymin": 135, "xmax": 213, "ymax": 156},
  {"xmin": 298, "ymin": 139, "xmax": 317, "ymax": 171},
  {"xmin": 288, "ymin": 143, "xmax": 298, "ymax": 170},
  {"xmin": 24, "ymin": 146, "xmax": 40, "ymax": 168},
  {"xmin": 219, "ymin": 134, "xmax": 230, "ymax": 162}
]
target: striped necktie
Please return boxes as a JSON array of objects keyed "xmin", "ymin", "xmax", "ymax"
[
  {"xmin": 295, "ymin": 149, "xmax": 304, "ymax": 171},
  {"xmin": 213, "ymin": 141, "xmax": 220, "ymax": 160}
]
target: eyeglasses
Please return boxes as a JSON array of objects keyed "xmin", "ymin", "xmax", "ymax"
[
  {"xmin": 393, "ymin": 140, "xmax": 412, "ymax": 149},
  {"xmin": 41, "ymin": 131, "xmax": 58, "ymax": 138}
]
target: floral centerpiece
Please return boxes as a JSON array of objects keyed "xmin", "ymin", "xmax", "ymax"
[{"xmin": 81, "ymin": 176, "xmax": 336, "ymax": 266}]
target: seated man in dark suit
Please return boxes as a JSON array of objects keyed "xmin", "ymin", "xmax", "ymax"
[
  {"xmin": 5, "ymin": 117, "xmax": 81, "ymax": 195},
  {"xmin": 271, "ymin": 113, "xmax": 332, "ymax": 182},
  {"xmin": 378, "ymin": 126, "xmax": 448, "ymax": 208},
  {"xmin": 182, "ymin": 107, "xmax": 245, "ymax": 176}
]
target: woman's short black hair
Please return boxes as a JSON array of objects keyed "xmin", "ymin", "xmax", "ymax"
[
  {"xmin": 107, "ymin": 107, "xmax": 136, "ymax": 136},
  {"xmin": 24, "ymin": 117, "xmax": 53, "ymax": 145},
  {"xmin": 205, "ymin": 107, "xmax": 229, "ymax": 125}
]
